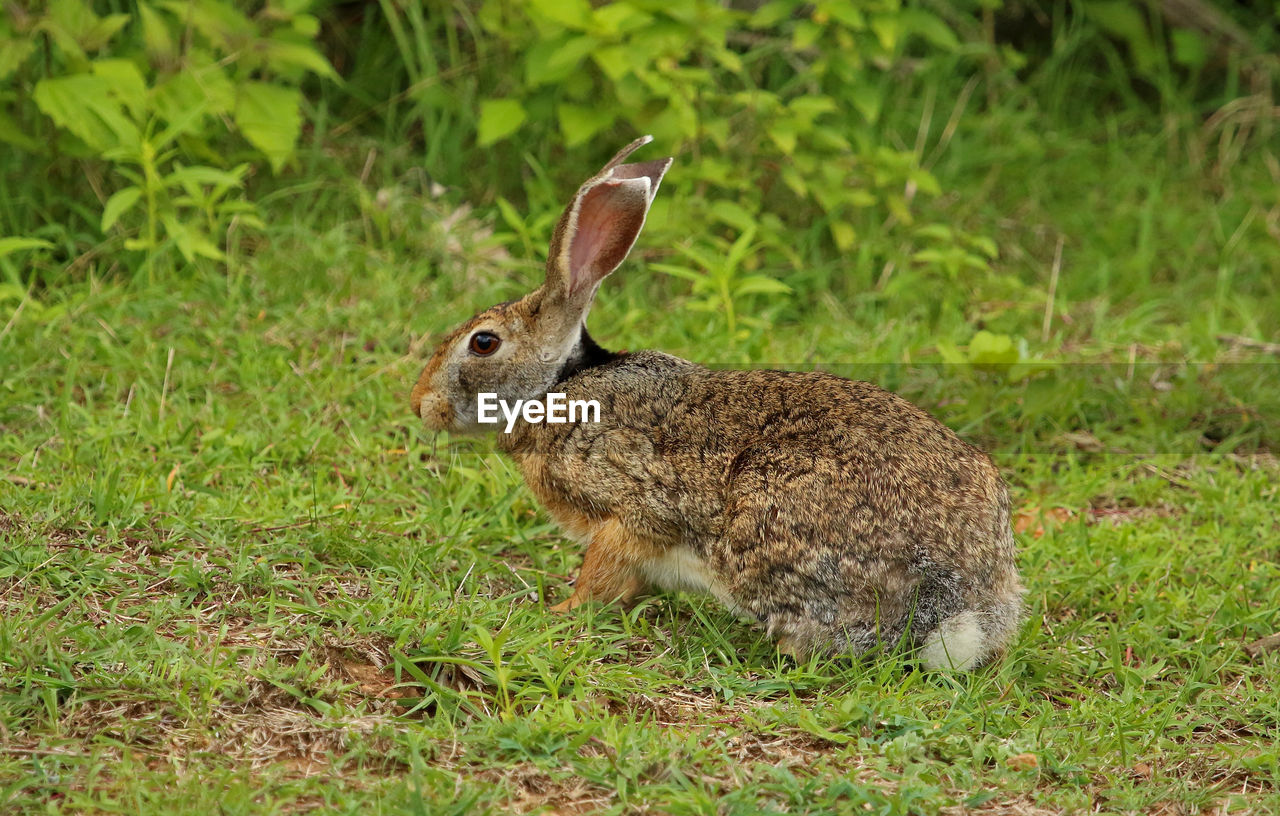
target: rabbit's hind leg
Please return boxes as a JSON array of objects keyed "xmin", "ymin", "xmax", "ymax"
[{"xmin": 550, "ymin": 517, "xmax": 656, "ymax": 612}]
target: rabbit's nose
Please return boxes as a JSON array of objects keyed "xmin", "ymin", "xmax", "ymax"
[
  {"xmin": 410, "ymin": 386, "xmax": 425, "ymax": 418},
  {"xmin": 410, "ymin": 374, "xmax": 432, "ymax": 419},
  {"xmin": 415, "ymin": 391, "xmax": 454, "ymax": 431}
]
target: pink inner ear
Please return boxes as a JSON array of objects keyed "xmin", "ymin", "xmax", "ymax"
[{"xmin": 567, "ymin": 179, "xmax": 649, "ymax": 296}]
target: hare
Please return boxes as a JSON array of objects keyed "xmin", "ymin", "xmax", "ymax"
[{"xmin": 411, "ymin": 137, "xmax": 1024, "ymax": 669}]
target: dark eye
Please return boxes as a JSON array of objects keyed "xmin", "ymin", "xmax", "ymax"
[{"xmin": 468, "ymin": 332, "xmax": 501, "ymax": 356}]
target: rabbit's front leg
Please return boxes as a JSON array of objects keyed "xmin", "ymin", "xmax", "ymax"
[{"xmin": 550, "ymin": 518, "xmax": 652, "ymax": 611}]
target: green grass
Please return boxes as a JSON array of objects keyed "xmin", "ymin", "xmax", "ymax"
[{"xmin": 3, "ymin": 60, "xmax": 1280, "ymax": 816}]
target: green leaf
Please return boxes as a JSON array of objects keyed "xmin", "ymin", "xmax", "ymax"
[
  {"xmin": 0, "ymin": 38, "xmax": 36, "ymax": 82},
  {"xmin": 38, "ymin": 0, "xmax": 87, "ymax": 62},
  {"xmin": 156, "ymin": 65, "xmax": 235, "ymax": 117},
  {"xmin": 850, "ymin": 85, "xmax": 881, "ymax": 123},
  {"xmin": 911, "ymin": 249, "xmax": 949, "ymax": 267},
  {"xmin": 33, "ymin": 75, "xmax": 139, "ymax": 152},
  {"xmin": 650, "ymin": 263, "xmax": 707, "ymax": 284},
  {"xmin": 234, "ymin": 82, "xmax": 302, "ymax": 173},
  {"xmin": 645, "ymin": 99, "xmax": 699, "ymax": 141},
  {"xmin": 792, "ymin": 20, "xmax": 822, "ymax": 50},
  {"xmin": 0, "ymin": 111, "xmax": 45, "ymax": 153},
  {"xmin": 261, "ymin": 39, "xmax": 338, "ymax": 80},
  {"xmin": 273, "ymin": 0, "xmax": 317, "ymax": 16},
  {"xmin": 709, "ymin": 46, "xmax": 743, "ymax": 74},
  {"xmin": 821, "ymin": 1, "xmax": 867, "ymax": 30},
  {"xmin": 788, "ymin": 96, "xmax": 837, "ymax": 125},
  {"xmin": 1171, "ymin": 28, "xmax": 1208, "ymax": 69},
  {"xmin": 161, "ymin": 214, "xmax": 224, "ymax": 263},
  {"xmin": 733, "ymin": 275, "xmax": 792, "ymax": 296},
  {"xmin": 525, "ymin": 35, "xmax": 597, "ymax": 86},
  {"xmin": 909, "ymin": 168, "xmax": 942, "ymax": 197},
  {"xmin": 166, "ymin": 165, "xmax": 247, "ymax": 190},
  {"xmin": 557, "ymin": 104, "xmax": 614, "ymax": 147},
  {"xmin": 232, "ymin": 212, "xmax": 266, "ymax": 230},
  {"xmin": 749, "ymin": 2, "xmax": 793, "ymax": 30},
  {"xmin": 870, "ymin": 14, "xmax": 899, "ymax": 50},
  {"xmin": 158, "ymin": 0, "xmax": 255, "ymax": 49},
  {"xmin": 83, "ymin": 13, "xmax": 131, "ymax": 51},
  {"xmin": 0, "ymin": 237, "xmax": 54, "ymax": 258},
  {"xmin": 137, "ymin": 2, "xmax": 175, "ymax": 56},
  {"xmin": 829, "ymin": 221, "xmax": 857, "ymax": 252},
  {"xmin": 93, "ymin": 59, "xmax": 149, "ymax": 120},
  {"xmin": 0, "ymin": 283, "xmax": 28, "ymax": 303},
  {"xmin": 44, "ymin": 0, "xmax": 129, "ymax": 53},
  {"xmin": 671, "ymin": 242, "xmax": 721, "ymax": 273},
  {"xmin": 846, "ymin": 189, "xmax": 876, "ymax": 208},
  {"xmin": 961, "ymin": 251, "xmax": 990, "ymax": 272},
  {"xmin": 967, "ymin": 234, "xmax": 999, "ymax": 259},
  {"xmin": 291, "ymin": 14, "xmax": 321, "ymax": 38},
  {"xmin": 1085, "ymin": 1, "xmax": 1157, "ymax": 75},
  {"xmin": 100, "ymin": 187, "xmax": 142, "ymax": 232},
  {"xmin": 768, "ymin": 121, "xmax": 798, "ymax": 156},
  {"xmin": 965, "ymin": 787, "xmax": 1000, "ymax": 805},
  {"xmin": 916, "ymin": 224, "xmax": 954, "ymax": 242},
  {"xmin": 494, "ymin": 197, "xmax": 525, "ymax": 235},
  {"xmin": 967, "ymin": 330, "xmax": 1021, "ymax": 367},
  {"xmin": 780, "ymin": 167, "xmax": 808, "ymax": 198},
  {"xmin": 709, "ymin": 200, "xmax": 758, "ymax": 233},
  {"xmin": 153, "ymin": 68, "xmax": 234, "ymax": 147},
  {"xmin": 592, "ymin": 45, "xmax": 636, "ymax": 81},
  {"xmin": 886, "ymin": 193, "xmax": 914, "ymax": 226},
  {"xmin": 591, "ymin": 3, "xmax": 652, "ymax": 37},
  {"xmin": 527, "ymin": 0, "xmax": 591, "ymax": 30},
  {"xmin": 935, "ymin": 340, "xmax": 966, "ymax": 365},
  {"xmin": 477, "ymin": 99, "xmax": 527, "ymax": 147},
  {"xmin": 899, "ymin": 9, "xmax": 959, "ymax": 51},
  {"xmin": 726, "ymin": 227, "xmax": 758, "ymax": 271},
  {"xmin": 1085, "ymin": 1, "xmax": 1148, "ymax": 42}
]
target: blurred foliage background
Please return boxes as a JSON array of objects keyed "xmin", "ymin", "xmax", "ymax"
[{"xmin": 2, "ymin": 0, "xmax": 1278, "ymax": 356}]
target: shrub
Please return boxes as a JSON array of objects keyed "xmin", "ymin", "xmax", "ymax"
[
  {"xmin": 0, "ymin": 0, "xmax": 334, "ymax": 280},
  {"xmin": 379, "ymin": 1, "xmax": 993, "ymax": 245},
  {"xmin": 331, "ymin": 0, "xmax": 1006, "ymax": 338}
]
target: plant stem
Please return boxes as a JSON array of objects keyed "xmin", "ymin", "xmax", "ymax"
[{"xmin": 141, "ymin": 139, "xmax": 158, "ymax": 285}]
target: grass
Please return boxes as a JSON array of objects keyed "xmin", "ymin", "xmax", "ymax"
[{"xmin": 3, "ymin": 48, "xmax": 1280, "ymax": 816}]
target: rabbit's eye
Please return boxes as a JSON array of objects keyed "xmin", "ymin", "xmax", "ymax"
[{"xmin": 468, "ymin": 332, "xmax": 501, "ymax": 356}]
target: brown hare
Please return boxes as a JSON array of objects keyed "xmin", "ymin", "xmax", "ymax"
[{"xmin": 411, "ymin": 137, "xmax": 1024, "ymax": 669}]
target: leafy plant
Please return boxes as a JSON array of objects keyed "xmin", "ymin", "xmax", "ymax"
[
  {"xmin": 910, "ymin": 224, "xmax": 999, "ymax": 279},
  {"xmin": 1, "ymin": 0, "xmax": 335, "ymax": 278},
  {"xmin": 937, "ymin": 329, "xmax": 1053, "ymax": 383},
  {"xmin": 652, "ymin": 226, "xmax": 793, "ymax": 339},
  {"xmin": 359, "ymin": 0, "xmax": 1003, "ymax": 289}
]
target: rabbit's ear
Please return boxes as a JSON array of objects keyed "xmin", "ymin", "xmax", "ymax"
[
  {"xmin": 600, "ymin": 134, "xmax": 657, "ymax": 173},
  {"xmin": 544, "ymin": 139, "xmax": 672, "ymax": 307}
]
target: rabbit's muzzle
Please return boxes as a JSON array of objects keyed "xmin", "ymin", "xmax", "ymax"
[{"xmin": 411, "ymin": 382, "xmax": 453, "ymax": 431}]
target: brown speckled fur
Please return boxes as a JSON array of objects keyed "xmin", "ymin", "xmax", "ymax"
[{"xmin": 412, "ymin": 137, "xmax": 1025, "ymax": 667}]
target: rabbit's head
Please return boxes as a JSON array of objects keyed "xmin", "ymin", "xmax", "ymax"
[{"xmin": 411, "ymin": 137, "xmax": 671, "ymax": 432}]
